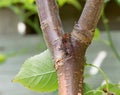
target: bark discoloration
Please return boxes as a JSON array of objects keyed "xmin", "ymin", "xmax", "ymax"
[{"xmin": 62, "ymin": 33, "xmax": 73, "ymax": 56}]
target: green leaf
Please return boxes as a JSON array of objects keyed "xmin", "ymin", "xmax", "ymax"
[
  {"xmin": 115, "ymin": 0, "xmax": 120, "ymax": 5},
  {"xmin": 84, "ymin": 90, "xmax": 103, "ymax": 95},
  {"xmin": 57, "ymin": 0, "xmax": 81, "ymax": 10},
  {"xmin": 67, "ymin": 0, "xmax": 81, "ymax": 10},
  {"xmin": 13, "ymin": 49, "xmax": 58, "ymax": 92},
  {"xmin": 93, "ymin": 28, "xmax": 100, "ymax": 40},
  {"xmin": 57, "ymin": 0, "xmax": 67, "ymax": 7},
  {"xmin": 83, "ymin": 83, "xmax": 92, "ymax": 94},
  {"xmin": 100, "ymin": 83, "xmax": 120, "ymax": 95},
  {"xmin": 0, "ymin": 53, "xmax": 7, "ymax": 64},
  {"xmin": 104, "ymin": 0, "xmax": 110, "ymax": 3},
  {"xmin": 0, "ymin": 0, "xmax": 12, "ymax": 7}
]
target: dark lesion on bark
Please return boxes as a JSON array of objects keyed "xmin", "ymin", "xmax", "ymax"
[
  {"xmin": 54, "ymin": 32, "xmax": 89, "ymax": 94},
  {"xmin": 61, "ymin": 33, "xmax": 73, "ymax": 56}
]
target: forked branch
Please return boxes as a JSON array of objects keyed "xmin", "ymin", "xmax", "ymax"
[{"xmin": 36, "ymin": 0, "xmax": 104, "ymax": 95}]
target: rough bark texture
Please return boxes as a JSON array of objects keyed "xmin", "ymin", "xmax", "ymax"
[{"xmin": 36, "ymin": 0, "xmax": 104, "ymax": 95}]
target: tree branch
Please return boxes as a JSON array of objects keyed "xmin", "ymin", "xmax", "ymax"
[
  {"xmin": 36, "ymin": 0, "xmax": 64, "ymax": 55},
  {"xmin": 72, "ymin": 0, "xmax": 104, "ymax": 44},
  {"xmin": 36, "ymin": 0, "xmax": 104, "ymax": 95}
]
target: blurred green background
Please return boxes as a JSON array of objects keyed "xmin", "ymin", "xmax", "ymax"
[{"xmin": 0, "ymin": 0, "xmax": 120, "ymax": 35}]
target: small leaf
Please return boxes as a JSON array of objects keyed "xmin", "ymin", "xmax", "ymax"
[
  {"xmin": 83, "ymin": 83, "xmax": 105, "ymax": 95},
  {"xmin": 57, "ymin": 0, "xmax": 81, "ymax": 10},
  {"xmin": 93, "ymin": 28, "xmax": 100, "ymax": 40},
  {"xmin": 83, "ymin": 83, "xmax": 92, "ymax": 94},
  {"xmin": 104, "ymin": 0, "xmax": 110, "ymax": 3},
  {"xmin": 13, "ymin": 49, "xmax": 58, "ymax": 92},
  {"xmin": 57, "ymin": 0, "xmax": 67, "ymax": 7},
  {"xmin": 67, "ymin": 0, "xmax": 81, "ymax": 10},
  {"xmin": 84, "ymin": 90, "xmax": 103, "ymax": 95},
  {"xmin": 100, "ymin": 83, "xmax": 120, "ymax": 95},
  {"xmin": 0, "ymin": 53, "xmax": 7, "ymax": 64},
  {"xmin": 115, "ymin": 0, "xmax": 120, "ymax": 5}
]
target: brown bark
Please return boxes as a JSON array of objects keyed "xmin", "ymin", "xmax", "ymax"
[{"xmin": 36, "ymin": 0, "xmax": 104, "ymax": 95}]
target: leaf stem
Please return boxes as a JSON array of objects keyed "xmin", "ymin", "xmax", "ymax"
[{"xmin": 85, "ymin": 63, "xmax": 109, "ymax": 91}]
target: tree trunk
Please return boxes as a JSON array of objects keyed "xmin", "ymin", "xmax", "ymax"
[{"xmin": 36, "ymin": 0, "xmax": 104, "ymax": 95}]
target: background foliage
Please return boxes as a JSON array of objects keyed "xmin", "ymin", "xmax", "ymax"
[{"xmin": 0, "ymin": 0, "xmax": 120, "ymax": 35}]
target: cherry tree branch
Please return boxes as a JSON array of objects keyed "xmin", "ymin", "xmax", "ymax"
[
  {"xmin": 72, "ymin": 0, "xmax": 104, "ymax": 44},
  {"xmin": 36, "ymin": 0, "xmax": 104, "ymax": 95},
  {"xmin": 36, "ymin": 0, "xmax": 64, "ymax": 55}
]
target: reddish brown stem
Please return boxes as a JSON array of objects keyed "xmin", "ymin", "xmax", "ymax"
[
  {"xmin": 36, "ymin": 0, "xmax": 104, "ymax": 95},
  {"xmin": 36, "ymin": 0, "xmax": 64, "ymax": 55},
  {"xmin": 72, "ymin": 0, "xmax": 104, "ymax": 44}
]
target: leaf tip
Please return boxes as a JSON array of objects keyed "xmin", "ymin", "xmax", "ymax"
[{"xmin": 12, "ymin": 77, "xmax": 18, "ymax": 83}]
